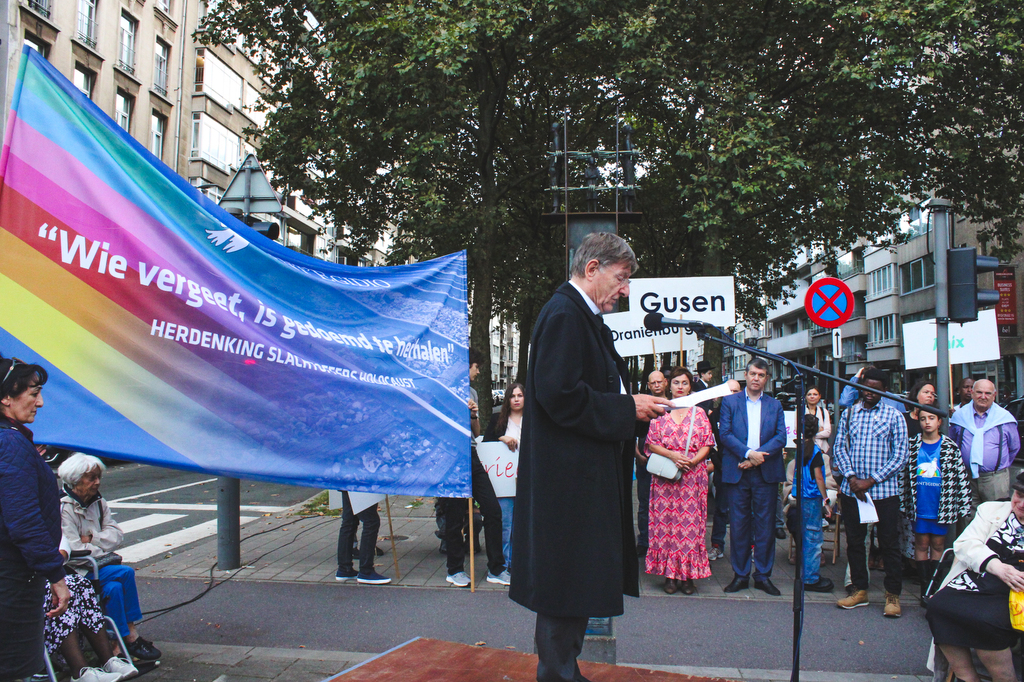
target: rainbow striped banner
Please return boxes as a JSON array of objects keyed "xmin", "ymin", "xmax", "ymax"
[{"xmin": 0, "ymin": 48, "xmax": 472, "ymax": 496}]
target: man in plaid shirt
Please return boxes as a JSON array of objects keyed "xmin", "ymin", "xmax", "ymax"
[{"xmin": 832, "ymin": 368, "xmax": 908, "ymax": 617}]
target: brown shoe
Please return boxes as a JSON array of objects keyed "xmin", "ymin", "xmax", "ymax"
[
  {"xmin": 663, "ymin": 578, "xmax": 678, "ymax": 594},
  {"xmin": 836, "ymin": 589, "xmax": 869, "ymax": 609},
  {"xmin": 883, "ymin": 592, "xmax": 901, "ymax": 618},
  {"xmin": 680, "ymin": 579, "xmax": 696, "ymax": 595}
]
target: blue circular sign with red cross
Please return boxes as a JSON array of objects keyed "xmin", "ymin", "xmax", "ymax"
[{"xmin": 804, "ymin": 277, "xmax": 854, "ymax": 328}]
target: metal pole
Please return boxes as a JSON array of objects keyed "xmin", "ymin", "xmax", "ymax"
[
  {"xmin": 0, "ymin": 0, "xmax": 10, "ymax": 142},
  {"xmin": 217, "ymin": 476, "xmax": 240, "ymax": 570},
  {"xmin": 928, "ymin": 198, "xmax": 953, "ymax": 420},
  {"xmin": 791, "ymin": 372, "xmax": 806, "ymax": 682}
]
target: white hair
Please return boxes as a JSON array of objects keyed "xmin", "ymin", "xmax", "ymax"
[{"xmin": 57, "ymin": 453, "xmax": 106, "ymax": 487}]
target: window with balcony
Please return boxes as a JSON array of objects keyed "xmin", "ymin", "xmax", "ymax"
[
  {"xmin": 118, "ymin": 12, "xmax": 137, "ymax": 75},
  {"xmin": 150, "ymin": 113, "xmax": 166, "ymax": 159},
  {"xmin": 154, "ymin": 40, "xmax": 170, "ymax": 96},
  {"xmin": 900, "ymin": 256, "xmax": 935, "ymax": 294},
  {"xmin": 868, "ymin": 264, "xmax": 895, "ymax": 298},
  {"xmin": 837, "ymin": 250, "xmax": 865, "ymax": 279},
  {"xmin": 27, "ymin": 0, "xmax": 50, "ymax": 18},
  {"xmin": 24, "ymin": 33, "xmax": 50, "ymax": 58},
  {"xmin": 868, "ymin": 314, "xmax": 898, "ymax": 346},
  {"xmin": 73, "ymin": 64, "xmax": 95, "ymax": 99},
  {"xmin": 242, "ymin": 81, "xmax": 267, "ymax": 127},
  {"xmin": 77, "ymin": 0, "xmax": 97, "ymax": 48},
  {"xmin": 841, "ymin": 337, "xmax": 867, "ymax": 363},
  {"xmin": 115, "ymin": 90, "xmax": 133, "ymax": 131},
  {"xmin": 190, "ymin": 112, "xmax": 240, "ymax": 171},
  {"xmin": 905, "ymin": 207, "xmax": 931, "ymax": 239},
  {"xmin": 195, "ymin": 49, "xmax": 242, "ymax": 109}
]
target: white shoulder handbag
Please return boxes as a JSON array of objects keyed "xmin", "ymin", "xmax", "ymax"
[{"xmin": 646, "ymin": 407, "xmax": 697, "ymax": 482}]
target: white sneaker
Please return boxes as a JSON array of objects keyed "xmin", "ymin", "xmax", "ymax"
[
  {"xmin": 103, "ymin": 656, "xmax": 138, "ymax": 680},
  {"xmin": 72, "ymin": 667, "xmax": 122, "ymax": 682},
  {"xmin": 486, "ymin": 570, "xmax": 511, "ymax": 585},
  {"xmin": 446, "ymin": 571, "xmax": 471, "ymax": 587}
]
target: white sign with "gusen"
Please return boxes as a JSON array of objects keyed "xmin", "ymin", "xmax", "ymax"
[{"xmin": 628, "ymin": 277, "xmax": 737, "ymax": 328}]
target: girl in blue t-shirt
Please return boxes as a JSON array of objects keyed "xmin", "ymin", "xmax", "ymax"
[{"xmin": 902, "ymin": 411, "xmax": 972, "ymax": 603}]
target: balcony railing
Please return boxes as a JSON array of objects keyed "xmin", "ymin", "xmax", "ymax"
[
  {"xmin": 837, "ymin": 261, "xmax": 865, "ymax": 279},
  {"xmin": 77, "ymin": 12, "xmax": 97, "ymax": 48},
  {"xmin": 27, "ymin": 0, "xmax": 50, "ymax": 18},
  {"xmin": 117, "ymin": 43, "xmax": 136, "ymax": 76}
]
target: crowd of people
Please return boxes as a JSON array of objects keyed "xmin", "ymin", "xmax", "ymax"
[{"xmin": 0, "ymin": 355, "xmax": 160, "ymax": 682}]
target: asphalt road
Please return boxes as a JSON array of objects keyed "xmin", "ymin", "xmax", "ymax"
[
  {"xmin": 139, "ymin": 578, "xmax": 933, "ymax": 676},
  {"xmin": 90, "ymin": 463, "xmax": 315, "ymax": 558}
]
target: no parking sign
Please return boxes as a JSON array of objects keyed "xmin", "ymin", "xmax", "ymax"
[{"xmin": 804, "ymin": 277, "xmax": 854, "ymax": 328}]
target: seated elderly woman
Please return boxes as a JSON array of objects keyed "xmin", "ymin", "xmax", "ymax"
[
  {"xmin": 926, "ymin": 471, "xmax": 1024, "ymax": 682},
  {"xmin": 46, "ymin": 537, "xmax": 138, "ymax": 682},
  {"xmin": 57, "ymin": 453, "xmax": 161, "ymax": 662}
]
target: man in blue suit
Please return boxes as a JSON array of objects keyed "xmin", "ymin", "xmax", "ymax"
[{"xmin": 718, "ymin": 358, "xmax": 788, "ymax": 596}]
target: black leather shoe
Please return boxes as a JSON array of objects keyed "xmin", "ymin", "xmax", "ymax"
[
  {"xmin": 755, "ymin": 579, "xmax": 782, "ymax": 596},
  {"xmin": 775, "ymin": 528, "xmax": 787, "ymax": 540},
  {"xmin": 723, "ymin": 576, "xmax": 749, "ymax": 593},
  {"xmin": 804, "ymin": 578, "xmax": 835, "ymax": 593}
]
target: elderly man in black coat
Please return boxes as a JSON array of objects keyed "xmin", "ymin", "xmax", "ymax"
[{"xmin": 510, "ymin": 232, "xmax": 671, "ymax": 682}]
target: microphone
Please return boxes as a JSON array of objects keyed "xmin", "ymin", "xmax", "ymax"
[{"xmin": 643, "ymin": 313, "xmax": 708, "ymax": 332}]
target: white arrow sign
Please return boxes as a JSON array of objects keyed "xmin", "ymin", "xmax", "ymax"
[{"xmin": 831, "ymin": 328, "xmax": 842, "ymax": 359}]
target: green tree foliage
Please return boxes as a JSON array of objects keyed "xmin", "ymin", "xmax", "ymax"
[{"xmin": 200, "ymin": 0, "xmax": 1024, "ymax": 393}]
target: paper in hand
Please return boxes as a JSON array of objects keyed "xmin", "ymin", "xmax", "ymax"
[
  {"xmin": 856, "ymin": 493, "xmax": 879, "ymax": 524},
  {"xmin": 670, "ymin": 383, "xmax": 733, "ymax": 409}
]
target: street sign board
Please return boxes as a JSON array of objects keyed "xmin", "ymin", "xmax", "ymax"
[
  {"xmin": 804, "ymin": 277, "xmax": 854, "ymax": 328},
  {"xmin": 219, "ymin": 153, "xmax": 282, "ymax": 215},
  {"xmin": 831, "ymin": 327, "xmax": 842, "ymax": 359}
]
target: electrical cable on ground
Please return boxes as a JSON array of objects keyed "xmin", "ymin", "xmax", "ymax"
[{"xmin": 140, "ymin": 515, "xmax": 336, "ymax": 622}]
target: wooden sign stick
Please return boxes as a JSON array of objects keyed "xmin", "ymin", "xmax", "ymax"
[{"xmin": 384, "ymin": 495, "xmax": 400, "ymax": 581}]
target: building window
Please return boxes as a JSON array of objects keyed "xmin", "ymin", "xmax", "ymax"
[
  {"xmin": 868, "ymin": 264, "xmax": 895, "ymax": 298},
  {"xmin": 77, "ymin": 0, "xmax": 97, "ymax": 48},
  {"xmin": 190, "ymin": 112, "xmax": 241, "ymax": 171},
  {"xmin": 154, "ymin": 40, "xmax": 170, "ymax": 96},
  {"xmin": 73, "ymin": 64, "xmax": 95, "ymax": 99},
  {"xmin": 900, "ymin": 256, "xmax": 936, "ymax": 294},
  {"xmin": 24, "ymin": 33, "xmax": 50, "ymax": 58},
  {"xmin": 868, "ymin": 314, "xmax": 898, "ymax": 346},
  {"xmin": 155, "ymin": 0, "xmax": 170, "ymax": 13},
  {"xmin": 115, "ymin": 90, "xmax": 133, "ymax": 131},
  {"xmin": 837, "ymin": 250, "xmax": 865, "ymax": 279},
  {"xmin": 150, "ymin": 113, "xmax": 166, "ymax": 159},
  {"xmin": 27, "ymin": 0, "xmax": 50, "ymax": 18},
  {"xmin": 118, "ymin": 12, "xmax": 138, "ymax": 75},
  {"xmin": 195, "ymin": 49, "xmax": 242, "ymax": 109}
]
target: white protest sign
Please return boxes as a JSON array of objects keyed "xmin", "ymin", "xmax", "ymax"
[
  {"xmin": 629, "ymin": 277, "xmax": 737, "ymax": 328},
  {"xmin": 670, "ymin": 382, "xmax": 734, "ymax": 408},
  {"xmin": 328, "ymin": 490, "xmax": 386, "ymax": 514},
  {"xmin": 477, "ymin": 441, "xmax": 518, "ymax": 498},
  {"xmin": 785, "ymin": 410, "xmax": 797, "ymax": 449},
  {"xmin": 603, "ymin": 311, "xmax": 696, "ymax": 357},
  {"xmin": 901, "ymin": 309, "xmax": 1001, "ymax": 370}
]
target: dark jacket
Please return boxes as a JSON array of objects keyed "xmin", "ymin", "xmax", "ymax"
[
  {"xmin": 0, "ymin": 419, "xmax": 65, "ymax": 582},
  {"xmin": 718, "ymin": 391, "xmax": 788, "ymax": 484},
  {"xmin": 901, "ymin": 434, "xmax": 972, "ymax": 525},
  {"xmin": 509, "ymin": 283, "xmax": 638, "ymax": 617}
]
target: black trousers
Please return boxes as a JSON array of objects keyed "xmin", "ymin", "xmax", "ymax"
[
  {"xmin": 336, "ymin": 492, "xmax": 381, "ymax": 574},
  {"xmin": 535, "ymin": 613, "xmax": 589, "ymax": 682},
  {"xmin": 441, "ymin": 453, "xmax": 505, "ymax": 576},
  {"xmin": 635, "ymin": 463, "xmax": 651, "ymax": 548},
  {"xmin": 840, "ymin": 493, "xmax": 903, "ymax": 595},
  {"xmin": 0, "ymin": 559, "xmax": 46, "ymax": 680}
]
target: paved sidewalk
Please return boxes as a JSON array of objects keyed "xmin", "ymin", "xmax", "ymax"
[
  {"xmin": 139, "ymin": 643, "xmax": 931, "ymax": 682},
  {"xmin": 134, "ymin": 489, "xmax": 904, "ymax": 607}
]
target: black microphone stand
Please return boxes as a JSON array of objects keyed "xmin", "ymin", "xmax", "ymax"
[{"xmin": 674, "ymin": 321, "xmax": 940, "ymax": 682}]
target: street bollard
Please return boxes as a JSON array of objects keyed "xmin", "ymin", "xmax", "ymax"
[{"xmin": 217, "ymin": 476, "xmax": 240, "ymax": 570}]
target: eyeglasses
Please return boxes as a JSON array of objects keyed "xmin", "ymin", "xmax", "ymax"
[
  {"xmin": 1, "ymin": 359, "xmax": 21, "ymax": 387},
  {"xmin": 602, "ymin": 267, "xmax": 631, "ymax": 287}
]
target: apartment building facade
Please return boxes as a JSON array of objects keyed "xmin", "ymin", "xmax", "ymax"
[
  {"xmin": 763, "ymin": 206, "xmax": 1023, "ymax": 403},
  {"xmin": 9, "ymin": 0, "xmax": 366, "ymax": 263}
]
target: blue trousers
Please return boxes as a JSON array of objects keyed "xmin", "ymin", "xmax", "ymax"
[
  {"xmin": 726, "ymin": 472, "xmax": 777, "ymax": 581},
  {"xmin": 800, "ymin": 498, "xmax": 823, "ymax": 583},
  {"xmin": 498, "ymin": 497, "xmax": 514, "ymax": 571},
  {"xmin": 99, "ymin": 564, "xmax": 142, "ymax": 637}
]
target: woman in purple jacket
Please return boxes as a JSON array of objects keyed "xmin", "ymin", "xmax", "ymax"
[{"xmin": 0, "ymin": 354, "xmax": 69, "ymax": 679}]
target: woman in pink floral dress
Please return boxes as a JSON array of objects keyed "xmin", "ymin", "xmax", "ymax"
[{"xmin": 645, "ymin": 367, "xmax": 715, "ymax": 594}]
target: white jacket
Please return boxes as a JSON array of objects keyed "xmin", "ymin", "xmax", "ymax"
[{"xmin": 60, "ymin": 493, "xmax": 124, "ymax": 572}]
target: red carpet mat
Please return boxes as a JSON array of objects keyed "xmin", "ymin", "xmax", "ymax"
[{"xmin": 327, "ymin": 637, "xmax": 737, "ymax": 682}]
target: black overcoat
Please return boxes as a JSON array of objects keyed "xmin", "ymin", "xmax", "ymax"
[{"xmin": 509, "ymin": 282, "xmax": 639, "ymax": 618}]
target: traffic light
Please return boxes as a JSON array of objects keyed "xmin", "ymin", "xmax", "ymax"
[
  {"xmin": 947, "ymin": 247, "xmax": 1000, "ymax": 323},
  {"xmin": 239, "ymin": 213, "xmax": 280, "ymax": 241}
]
